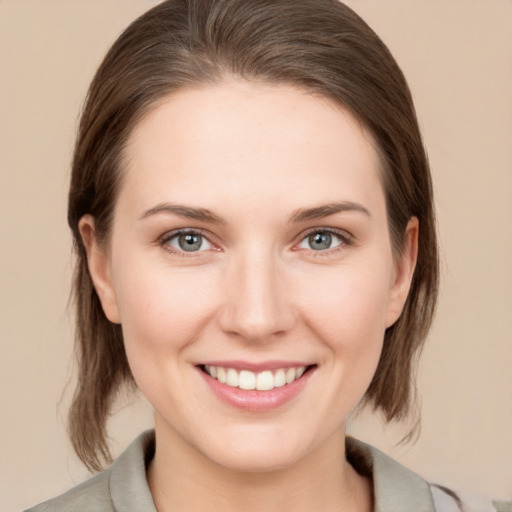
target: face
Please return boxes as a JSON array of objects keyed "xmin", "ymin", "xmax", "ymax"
[{"xmin": 81, "ymin": 81, "xmax": 417, "ymax": 473}]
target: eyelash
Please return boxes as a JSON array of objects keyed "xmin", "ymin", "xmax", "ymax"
[{"xmin": 158, "ymin": 227, "xmax": 354, "ymax": 256}]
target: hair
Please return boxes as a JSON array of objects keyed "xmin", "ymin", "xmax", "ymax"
[{"xmin": 68, "ymin": 0, "xmax": 438, "ymax": 472}]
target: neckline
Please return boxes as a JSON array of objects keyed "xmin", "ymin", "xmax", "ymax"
[{"xmin": 108, "ymin": 430, "xmax": 435, "ymax": 512}]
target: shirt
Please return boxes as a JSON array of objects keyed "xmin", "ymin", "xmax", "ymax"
[{"xmin": 26, "ymin": 430, "xmax": 460, "ymax": 512}]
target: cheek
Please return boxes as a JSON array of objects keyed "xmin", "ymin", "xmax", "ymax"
[
  {"xmin": 297, "ymin": 260, "xmax": 393, "ymax": 345},
  {"xmin": 284, "ymin": 259, "xmax": 393, "ymax": 427},
  {"xmin": 293, "ymin": 256, "xmax": 393, "ymax": 404},
  {"xmin": 112, "ymin": 257, "xmax": 221, "ymax": 368}
]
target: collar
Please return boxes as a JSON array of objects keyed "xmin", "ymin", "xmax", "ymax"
[
  {"xmin": 346, "ymin": 437, "xmax": 436, "ymax": 512},
  {"xmin": 109, "ymin": 430, "xmax": 157, "ymax": 512}
]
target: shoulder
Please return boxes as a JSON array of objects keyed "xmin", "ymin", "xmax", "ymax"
[
  {"xmin": 24, "ymin": 471, "xmax": 112, "ymax": 512},
  {"xmin": 24, "ymin": 430, "xmax": 157, "ymax": 512}
]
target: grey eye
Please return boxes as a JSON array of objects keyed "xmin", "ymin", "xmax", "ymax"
[
  {"xmin": 297, "ymin": 231, "xmax": 343, "ymax": 251},
  {"xmin": 308, "ymin": 232, "xmax": 333, "ymax": 250},
  {"xmin": 166, "ymin": 232, "xmax": 212, "ymax": 252},
  {"xmin": 178, "ymin": 233, "xmax": 203, "ymax": 251}
]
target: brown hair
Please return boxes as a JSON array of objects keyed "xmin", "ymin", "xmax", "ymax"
[{"xmin": 68, "ymin": 0, "xmax": 438, "ymax": 471}]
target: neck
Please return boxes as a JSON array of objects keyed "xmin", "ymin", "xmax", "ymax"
[{"xmin": 147, "ymin": 421, "xmax": 372, "ymax": 512}]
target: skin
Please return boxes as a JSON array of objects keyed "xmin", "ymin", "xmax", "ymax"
[{"xmin": 80, "ymin": 80, "xmax": 418, "ymax": 512}]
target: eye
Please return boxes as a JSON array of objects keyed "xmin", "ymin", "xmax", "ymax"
[
  {"xmin": 297, "ymin": 230, "xmax": 346, "ymax": 251},
  {"xmin": 163, "ymin": 230, "xmax": 213, "ymax": 253}
]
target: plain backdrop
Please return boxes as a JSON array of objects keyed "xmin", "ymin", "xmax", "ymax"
[{"xmin": 1, "ymin": 1, "xmax": 511, "ymax": 510}]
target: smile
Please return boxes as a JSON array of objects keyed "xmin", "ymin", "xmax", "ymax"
[
  {"xmin": 198, "ymin": 363, "xmax": 316, "ymax": 411},
  {"xmin": 203, "ymin": 365, "xmax": 309, "ymax": 391}
]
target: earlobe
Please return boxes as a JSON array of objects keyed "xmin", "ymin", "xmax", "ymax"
[
  {"xmin": 78, "ymin": 215, "xmax": 121, "ymax": 324},
  {"xmin": 385, "ymin": 217, "xmax": 419, "ymax": 328}
]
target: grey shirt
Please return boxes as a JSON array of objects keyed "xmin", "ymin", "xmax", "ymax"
[{"xmin": 26, "ymin": 430, "xmax": 458, "ymax": 512}]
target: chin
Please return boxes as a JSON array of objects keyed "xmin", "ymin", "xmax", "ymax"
[
  {"xmin": 208, "ymin": 444, "xmax": 302, "ymax": 474},
  {"xmin": 194, "ymin": 426, "xmax": 318, "ymax": 474}
]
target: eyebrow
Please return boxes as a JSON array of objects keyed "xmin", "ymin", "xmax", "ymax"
[
  {"xmin": 139, "ymin": 203, "xmax": 226, "ymax": 224},
  {"xmin": 139, "ymin": 200, "xmax": 370, "ymax": 224},
  {"xmin": 289, "ymin": 201, "xmax": 370, "ymax": 223}
]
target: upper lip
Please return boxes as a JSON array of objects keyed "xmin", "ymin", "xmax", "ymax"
[{"xmin": 197, "ymin": 360, "xmax": 315, "ymax": 372}]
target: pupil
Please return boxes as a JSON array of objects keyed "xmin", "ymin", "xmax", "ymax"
[
  {"xmin": 309, "ymin": 232, "xmax": 331, "ymax": 250},
  {"xmin": 179, "ymin": 233, "xmax": 202, "ymax": 251}
]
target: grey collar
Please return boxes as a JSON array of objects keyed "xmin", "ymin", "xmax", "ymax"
[
  {"xmin": 347, "ymin": 437, "xmax": 435, "ymax": 512},
  {"xmin": 109, "ymin": 430, "xmax": 157, "ymax": 512}
]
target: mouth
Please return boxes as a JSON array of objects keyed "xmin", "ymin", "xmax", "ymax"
[{"xmin": 199, "ymin": 364, "xmax": 316, "ymax": 391}]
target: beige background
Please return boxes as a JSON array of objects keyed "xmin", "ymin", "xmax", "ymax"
[{"xmin": 1, "ymin": 1, "xmax": 511, "ymax": 510}]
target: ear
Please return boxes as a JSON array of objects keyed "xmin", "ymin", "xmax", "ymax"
[
  {"xmin": 79, "ymin": 215, "xmax": 121, "ymax": 324},
  {"xmin": 385, "ymin": 217, "xmax": 419, "ymax": 328}
]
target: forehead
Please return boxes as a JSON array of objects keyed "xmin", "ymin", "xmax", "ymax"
[{"xmin": 120, "ymin": 80, "xmax": 384, "ymax": 216}]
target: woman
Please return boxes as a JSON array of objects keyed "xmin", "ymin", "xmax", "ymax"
[{"xmin": 26, "ymin": 0, "xmax": 458, "ymax": 510}]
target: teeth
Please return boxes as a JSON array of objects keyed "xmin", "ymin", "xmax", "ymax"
[
  {"xmin": 205, "ymin": 365, "xmax": 308, "ymax": 390},
  {"xmin": 274, "ymin": 369, "xmax": 286, "ymax": 388},
  {"xmin": 285, "ymin": 367, "xmax": 296, "ymax": 384},
  {"xmin": 239, "ymin": 370, "xmax": 256, "ymax": 390},
  {"xmin": 256, "ymin": 371, "xmax": 274, "ymax": 391},
  {"xmin": 226, "ymin": 368, "xmax": 239, "ymax": 387},
  {"xmin": 217, "ymin": 367, "xmax": 226, "ymax": 384}
]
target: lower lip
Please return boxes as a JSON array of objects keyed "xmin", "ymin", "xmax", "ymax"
[{"xmin": 198, "ymin": 367, "xmax": 314, "ymax": 412}]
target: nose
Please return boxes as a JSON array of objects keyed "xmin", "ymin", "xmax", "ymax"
[{"xmin": 218, "ymin": 250, "xmax": 296, "ymax": 343}]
